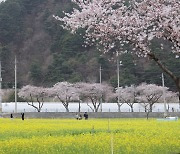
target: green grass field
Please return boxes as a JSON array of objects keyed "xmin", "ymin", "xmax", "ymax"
[{"xmin": 0, "ymin": 118, "xmax": 180, "ymax": 154}]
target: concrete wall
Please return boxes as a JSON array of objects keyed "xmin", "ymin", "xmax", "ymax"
[{"xmin": 1, "ymin": 112, "xmax": 180, "ymax": 119}]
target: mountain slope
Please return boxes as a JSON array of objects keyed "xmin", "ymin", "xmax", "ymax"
[{"xmin": 0, "ymin": 0, "xmax": 179, "ymax": 91}]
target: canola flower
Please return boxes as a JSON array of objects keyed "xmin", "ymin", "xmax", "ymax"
[{"xmin": 0, "ymin": 118, "xmax": 179, "ymax": 154}]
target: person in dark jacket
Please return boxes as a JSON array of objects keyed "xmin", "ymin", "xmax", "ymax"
[
  {"xmin": 21, "ymin": 113, "xmax": 24, "ymax": 120},
  {"xmin": 84, "ymin": 112, "xmax": 88, "ymax": 120},
  {"xmin": 10, "ymin": 113, "xmax": 13, "ymax": 119}
]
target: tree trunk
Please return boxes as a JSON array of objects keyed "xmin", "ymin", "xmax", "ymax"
[
  {"xmin": 146, "ymin": 112, "xmax": 150, "ymax": 120},
  {"xmin": 117, "ymin": 103, "xmax": 123, "ymax": 112},
  {"xmin": 179, "ymin": 94, "xmax": 180, "ymax": 110},
  {"xmin": 150, "ymin": 107, "xmax": 152, "ymax": 112},
  {"xmin": 127, "ymin": 103, "xmax": 134, "ymax": 112},
  {"xmin": 148, "ymin": 53, "xmax": 180, "ymax": 103},
  {"xmin": 150, "ymin": 104, "xmax": 153, "ymax": 112},
  {"xmin": 60, "ymin": 100, "xmax": 69, "ymax": 112},
  {"xmin": 129, "ymin": 105, "xmax": 134, "ymax": 112},
  {"xmin": 95, "ymin": 103, "xmax": 101, "ymax": 112},
  {"xmin": 78, "ymin": 100, "xmax": 81, "ymax": 113},
  {"xmin": 27, "ymin": 102, "xmax": 42, "ymax": 112},
  {"xmin": 92, "ymin": 101, "xmax": 101, "ymax": 112},
  {"xmin": 95, "ymin": 108, "xmax": 98, "ymax": 112},
  {"xmin": 144, "ymin": 106, "xmax": 147, "ymax": 112},
  {"xmin": 131, "ymin": 107, "xmax": 134, "ymax": 112},
  {"xmin": 87, "ymin": 103, "xmax": 94, "ymax": 112},
  {"xmin": 118, "ymin": 105, "xmax": 121, "ymax": 112},
  {"xmin": 63, "ymin": 103, "xmax": 69, "ymax": 112}
]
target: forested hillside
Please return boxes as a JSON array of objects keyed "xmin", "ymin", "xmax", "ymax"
[{"xmin": 0, "ymin": 0, "xmax": 179, "ymax": 91}]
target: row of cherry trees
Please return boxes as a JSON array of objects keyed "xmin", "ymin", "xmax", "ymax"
[
  {"xmin": 115, "ymin": 83, "xmax": 177, "ymax": 113},
  {"xmin": 18, "ymin": 82, "xmax": 178, "ymax": 112},
  {"xmin": 53, "ymin": 0, "xmax": 180, "ymax": 102}
]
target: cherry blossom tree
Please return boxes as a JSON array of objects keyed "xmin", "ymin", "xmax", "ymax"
[
  {"xmin": 116, "ymin": 85, "xmax": 138, "ymax": 112},
  {"xmin": 158, "ymin": 90, "xmax": 178, "ymax": 112},
  {"xmin": 18, "ymin": 85, "xmax": 48, "ymax": 112},
  {"xmin": 164, "ymin": 91, "xmax": 178, "ymax": 104},
  {"xmin": 136, "ymin": 83, "xmax": 169, "ymax": 112},
  {"xmin": 136, "ymin": 83, "xmax": 177, "ymax": 118},
  {"xmin": 75, "ymin": 82, "xmax": 113, "ymax": 112},
  {"xmin": 54, "ymin": 0, "xmax": 180, "ymax": 101},
  {"xmin": 48, "ymin": 82, "xmax": 80, "ymax": 112},
  {"xmin": 111, "ymin": 91, "xmax": 124, "ymax": 112}
]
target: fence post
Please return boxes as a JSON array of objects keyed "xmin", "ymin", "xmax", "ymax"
[{"xmin": 111, "ymin": 134, "xmax": 114, "ymax": 154}]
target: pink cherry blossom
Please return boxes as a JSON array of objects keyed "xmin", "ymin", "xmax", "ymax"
[{"xmin": 54, "ymin": 0, "xmax": 180, "ymax": 101}]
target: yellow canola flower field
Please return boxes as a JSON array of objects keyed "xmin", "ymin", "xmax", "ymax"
[{"xmin": 0, "ymin": 118, "xmax": 179, "ymax": 154}]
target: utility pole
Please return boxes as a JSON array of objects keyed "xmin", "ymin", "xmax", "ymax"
[
  {"xmin": 117, "ymin": 55, "xmax": 120, "ymax": 112},
  {"xmin": 15, "ymin": 56, "xmax": 17, "ymax": 113},
  {"xmin": 117, "ymin": 55, "xmax": 120, "ymax": 107},
  {"xmin": 162, "ymin": 73, "xmax": 167, "ymax": 117},
  {"xmin": 99, "ymin": 65, "xmax": 102, "ymax": 112},
  {"xmin": 99, "ymin": 65, "xmax": 102, "ymax": 84},
  {"xmin": 0, "ymin": 61, "xmax": 2, "ymax": 113},
  {"xmin": 117, "ymin": 54, "xmax": 123, "ymax": 112}
]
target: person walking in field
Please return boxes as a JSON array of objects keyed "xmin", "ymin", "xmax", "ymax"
[
  {"xmin": 10, "ymin": 113, "xmax": 13, "ymax": 119},
  {"xmin": 21, "ymin": 113, "xmax": 24, "ymax": 120}
]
